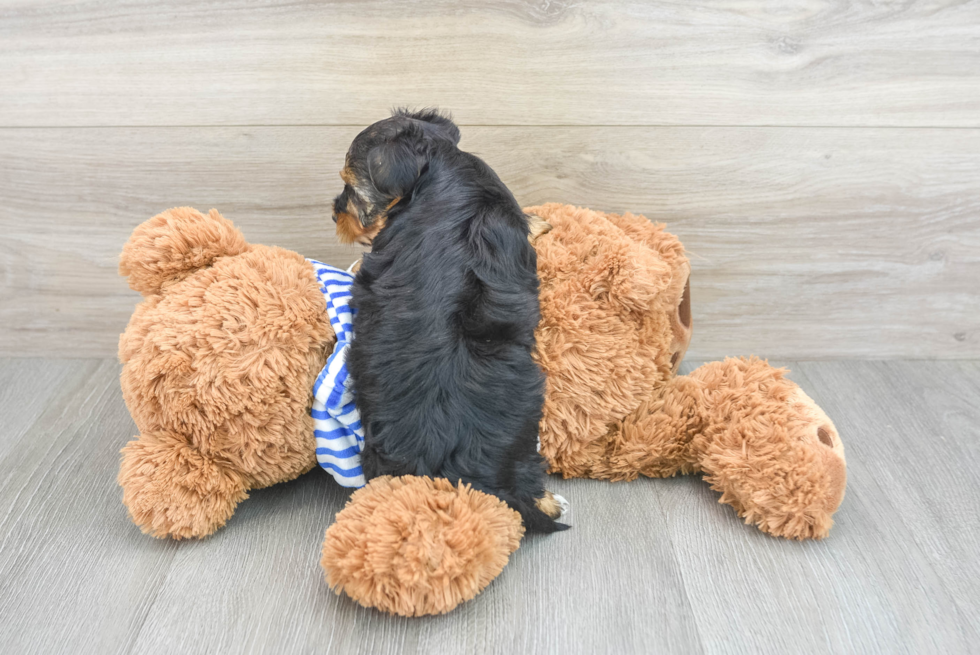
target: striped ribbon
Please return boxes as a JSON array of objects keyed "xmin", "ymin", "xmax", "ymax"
[{"xmin": 308, "ymin": 259, "xmax": 366, "ymax": 488}]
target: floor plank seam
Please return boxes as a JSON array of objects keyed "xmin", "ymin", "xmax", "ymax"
[
  {"xmin": 648, "ymin": 480, "xmax": 709, "ymax": 655},
  {"xmin": 125, "ymin": 555, "xmax": 178, "ymax": 655},
  {"xmin": 0, "ymin": 364, "xmax": 109, "ymax": 542}
]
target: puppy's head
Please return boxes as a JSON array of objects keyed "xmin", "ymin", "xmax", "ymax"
[{"xmin": 333, "ymin": 109, "xmax": 460, "ymax": 245}]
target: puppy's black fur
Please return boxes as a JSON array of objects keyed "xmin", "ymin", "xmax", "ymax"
[{"xmin": 334, "ymin": 110, "xmax": 566, "ymax": 533}]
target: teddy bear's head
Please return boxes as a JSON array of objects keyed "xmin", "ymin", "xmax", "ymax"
[
  {"xmin": 527, "ymin": 204, "xmax": 692, "ymax": 477},
  {"xmin": 527, "ymin": 204, "xmax": 846, "ymax": 541},
  {"xmin": 117, "ymin": 208, "xmax": 334, "ymax": 538}
]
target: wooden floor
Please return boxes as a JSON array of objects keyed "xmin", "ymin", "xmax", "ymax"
[{"xmin": 1, "ymin": 358, "xmax": 977, "ymax": 654}]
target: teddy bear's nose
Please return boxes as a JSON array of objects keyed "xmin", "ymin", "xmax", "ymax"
[
  {"xmin": 678, "ymin": 278, "xmax": 691, "ymax": 329},
  {"xmin": 669, "ymin": 274, "xmax": 693, "ymax": 373}
]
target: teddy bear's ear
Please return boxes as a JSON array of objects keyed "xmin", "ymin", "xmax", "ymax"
[
  {"xmin": 592, "ymin": 246, "xmax": 671, "ymax": 312},
  {"xmin": 528, "ymin": 204, "xmax": 675, "ymax": 316},
  {"xmin": 582, "ymin": 232, "xmax": 673, "ymax": 316},
  {"xmin": 120, "ymin": 207, "xmax": 249, "ymax": 296}
]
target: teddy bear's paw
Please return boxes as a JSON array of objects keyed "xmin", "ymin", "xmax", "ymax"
[
  {"xmin": 788, "ymin": 386, "xmax": 846, "ymax": 465},
  {"xmin": 321, "ymin": 475, "xmax": 524, "ymax": 617},
  {"xmin": 118, "ymin": 430, "xmax": 249, "ymax": 539}
]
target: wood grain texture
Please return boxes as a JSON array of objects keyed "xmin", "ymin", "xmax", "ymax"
[
  {"xmin": 1, "ymin": 359, "xmax": 979, "ymax": 654},
  {"xmin": 1, "ymin": 0, "xmax": 979, "ymax": 127},
  {"xmin": 0, "ymin": 358, "xmax": 85, "ymax": 460},
  {"xmin": 0, "ymin": 359, "xmax": 180, "ymax": 655},
  {"xmin": 795, "ymin": 360, "xmax": 980, "ymax": 637},
  {"xmin": 1, "ymin": 125, "xmax": 977, "ymax": 359},
  {"xmin": 126, "ymin": 477, "xmax": 704, "ymax": 655},
  {"xmin": 662, "ymin": 359, "xmax": 980, "ymax": 654}
]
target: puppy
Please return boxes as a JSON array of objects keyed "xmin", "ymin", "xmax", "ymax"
[{"xmin": 332, "ymin": 109, "xmax": 567, "ymax": 533}]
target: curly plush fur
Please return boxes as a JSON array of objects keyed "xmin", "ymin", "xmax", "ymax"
[
  {"xmin": 322, "ymin": 205, "xmax": 845, "ymax": 614},
  {"xmin": 528, "ymin": 204, "xmax": 845, "ymax": 536},
  {"xmin": 321, "ymin": 476, "xmax": 524, "ymax": 616},
  {"xmin": 118, "ymin": 208, "xmax": 333, "ymax": 538},
  {"xmin": 530, "ymin": 203, "xmax": 689, "ymax": 478},
  {"xmin": 116, "ymin": 203, "xmax": 846, "ymax": 616}
]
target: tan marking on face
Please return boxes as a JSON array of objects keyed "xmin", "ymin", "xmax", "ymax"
[
  {"xmin": 334, "ymin": 211, "xmax": 363, "ymax": 245},
  {"xmin": 340, "ymin": 167, "xmax": 355, "ymax": 185},
  {"xmin": 335, "ymin": 191, "xmax": 392, "ymax": 247},
  {"xmin": 358, "ymin": 214, "xmax": 387, "ymax": 246},
  {"xmin": 335, "ymin": 210, "xmax": 388, "ymax": 247}
]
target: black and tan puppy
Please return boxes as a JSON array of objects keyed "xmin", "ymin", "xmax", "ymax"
[{"xmin": 332, "ymin": 109, "xmax": 566, "ymax": 533}]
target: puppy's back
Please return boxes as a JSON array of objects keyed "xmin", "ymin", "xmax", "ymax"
[{"xmin": 350, "ymin": 148, "xmax": 565, "ymax": 533}]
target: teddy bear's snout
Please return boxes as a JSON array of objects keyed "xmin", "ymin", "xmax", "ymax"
[{"xmin": 670, "ymin": 274, "xmax": 693, "ymax": 373}]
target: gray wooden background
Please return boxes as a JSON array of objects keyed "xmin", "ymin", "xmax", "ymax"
[{"xmin": 1, "ymin": 0, "xmax": 978, "ymax": 359}]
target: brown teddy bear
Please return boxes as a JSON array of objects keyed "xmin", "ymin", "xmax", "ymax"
[{"xmin": 117, "ymin": 203, "xmax": 846, "ymax": 617}]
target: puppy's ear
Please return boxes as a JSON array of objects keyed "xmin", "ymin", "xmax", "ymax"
[
  {"xmin": 394, "ymin": 108, "xmax": 461, "ymax": 146},
  {"xmin": 366, "ymin": 135, "xmax": 424, "ymax": 198}
]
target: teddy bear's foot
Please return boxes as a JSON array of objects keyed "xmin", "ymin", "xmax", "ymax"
[
  {"xmin": 118, "ymin": 430, "xmax": 249, "ymax": 539},
  {"xmin": 321, "ymin": 476, "xmax": 524, "ymax": 616},
  {"xmin": 691, "ymin": 357, "xmax": 847, "ymax": 540}
]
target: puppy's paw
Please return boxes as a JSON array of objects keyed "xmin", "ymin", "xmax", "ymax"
[{"xmin": 535, "ymin": 490, "xmax": 569, "ymax": 520}]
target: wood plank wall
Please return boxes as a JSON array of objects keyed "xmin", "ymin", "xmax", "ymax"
[{"xmin": 1, "ymin": 1, "xmax": 978, "ymax": 358}]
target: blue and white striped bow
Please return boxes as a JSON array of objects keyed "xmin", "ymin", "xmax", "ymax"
[{"xmin": 308, "ymin": 259, "xmax": 366, "ymax": 488}]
